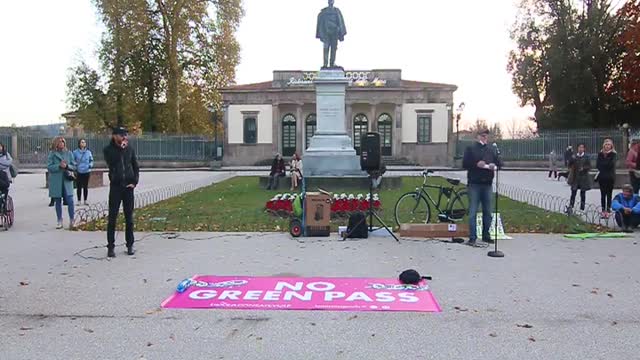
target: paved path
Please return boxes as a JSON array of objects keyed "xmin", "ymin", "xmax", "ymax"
[
  {"xmin": 0, "ymin": 230, "xmax": 638, "ymax": 359},
  {"xmin": 2, "ymin": 170, "xmax": 639, "ymax": 359}
]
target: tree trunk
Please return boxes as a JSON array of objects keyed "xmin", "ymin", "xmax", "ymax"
[
  {"xmin": 167, "ymin": 41, "xmax": 181, "ymax": 133},
  {"xmin": 146, "ymin": 67, "xmax": 157, "ymax": 132},
  {"xmin": 114, "ymin": 20, "xmax": 125, "ymax": 128}
]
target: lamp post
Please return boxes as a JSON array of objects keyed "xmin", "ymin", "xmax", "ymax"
[
  {"xmin": 623, "ymin": 123, "xmax": 630, "ymax": 151},
  {"xmin": 10, "ymin": 123, "xmax": 18, "ymax": 162},
  {"xmin": 455, "ymin": 102, "xmax": 466, "ymax": 159},
  {"xmin": 214, "ymin": 102, "xmax": 229, "ymax": 160}
]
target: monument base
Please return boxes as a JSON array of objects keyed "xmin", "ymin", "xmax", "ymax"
[
  {"xmin": 304, "ymin": 133, "xmax": 364, "ymax": 177},
  {"xmin": 303, "ymin": 68, "xmax": 364, "ymax": 177},
  {"xmin": 303, "ymin": 152, "xmax": 364, "ymax": 177}
]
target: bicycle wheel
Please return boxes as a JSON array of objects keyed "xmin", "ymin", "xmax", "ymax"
[
  {"xmin": 447, "ymin": 191, "xmax": 469, "ymax": 222},
  {"xmin": 395, "ymin": 192, "xmax": 431, "ymax": 227},
  {"xmin": 7, "ymin": 196, "xmax": 13, "ymax": 227}
]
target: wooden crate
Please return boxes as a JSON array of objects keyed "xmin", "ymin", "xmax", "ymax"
[
  {"xmin": 399, "ymin": 223, "xmax": 470, "ymax": 239},
  {"xmin": 304, "ymin": 193, "xmax": 331, "ymax": 236},
  {"xmin": 305, "ymin": 193, "xmax": 331, "ymax": 226}
]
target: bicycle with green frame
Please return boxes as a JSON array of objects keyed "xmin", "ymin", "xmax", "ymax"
[{"xmin": 394, "ymin": 170, "xmax": 469, "ymax": 226}]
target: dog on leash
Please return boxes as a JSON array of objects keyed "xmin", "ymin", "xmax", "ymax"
[{"xmin": 557, "ymin": 170, "xmax": 569, "ymax": 181}]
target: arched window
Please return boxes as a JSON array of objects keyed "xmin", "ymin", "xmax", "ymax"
[
  {"xmin": 353, "ymin": 113, "xmax": 369, "ymax": 155},
  {"xmin": 282, "ymin": 114, "xmax": 296, "ymax": 157},
  {"xmin": 306, "ymin": 113, "xmax": 317, "ymax": 149},
  {"xmin": 378, "ymin": 113, "xmax": 393, "ymax": 156}
]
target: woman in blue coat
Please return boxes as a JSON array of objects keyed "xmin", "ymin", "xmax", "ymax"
[
  {"xmin": 73, "ymin": 139, "xmax": 94, "ymax": 205},
  {"xmin": 47, "ymin": 137, "xmax": 77, "ymax": 229}
]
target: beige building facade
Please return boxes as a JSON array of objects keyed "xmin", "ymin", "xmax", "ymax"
[{"xmin": 221, "ymin": 69, "xmax": 457, "ymax": 166}]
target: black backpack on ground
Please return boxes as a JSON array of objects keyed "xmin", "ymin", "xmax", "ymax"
[{"xmin": 346, "ymin": 212, "xmax": 368, "ymax": 239}]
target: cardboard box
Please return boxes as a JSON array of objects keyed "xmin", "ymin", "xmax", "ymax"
[
  {"xmin": 305, "ymin": 193, "xmax": 331, "ymax": 236},
  {"xmin": 399, "ymin": 223, "xmax": 470, "ymax": 239}
]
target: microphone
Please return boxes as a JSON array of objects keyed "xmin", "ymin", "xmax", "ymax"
[{"xmin": 492, "ymin": 142, "xmax": 500, "ymax": 155}]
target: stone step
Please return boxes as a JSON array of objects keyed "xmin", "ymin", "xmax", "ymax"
[{"xmin": 382, "ymin": 157, "xmax": 418, "ymax": 166}]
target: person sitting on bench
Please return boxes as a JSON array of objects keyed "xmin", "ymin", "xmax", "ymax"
[
  {"xmin": 266, "ymin": 153, "xmax": 286, "ymax": 190},
  {"xmin": 612, "ymin": 184, "xmax": 640, "ymax": 233}
]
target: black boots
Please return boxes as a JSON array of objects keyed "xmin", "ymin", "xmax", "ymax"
[{"xmin": 107, "ymin": 247, "xmax": 135, "ymax": 257}]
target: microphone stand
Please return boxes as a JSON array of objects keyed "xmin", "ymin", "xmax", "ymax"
[{"xmin": 488, "ymin": 145, "xmax": 505, "ymax": 258}]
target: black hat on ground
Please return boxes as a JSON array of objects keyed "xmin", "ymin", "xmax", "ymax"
[{"xmin": 399, "ymin": 269, "xmax": 432, "ymax": 285}]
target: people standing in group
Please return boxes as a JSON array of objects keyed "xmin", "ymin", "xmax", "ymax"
[
  {"xmin": 596, "ymin": 138, "xmax": 617, "ymax": 219},
  {"xmin": 47, "ymin": 137, "xmax": 77, "ymax": 230},
  {"xmin": 0, "ymin": 143, "xmax": 13, "ymax": 209},
  {"xmin": 462, "ymin": 128, "xmax": 502, "ymax": 246},
  {"xmin": 73, "ymin": 139, "xmax": 94, "ymax": 206},
  {"xmin": 564, "ymin": 146, "xmax": 574, "ymax": 167},
  {"xmin": 548, "ymin": 150, "xmax": 559, "ymax": 179},
  {"xmin": 266, "ymin": 153, "xmax": 286, "ymax": 190},
  {"xmin": 290, "ymin": 153, "xmax": 303, "ymax": 191},
  {"xmin": 625, "ymin": 137, "xmax": 640, "ymax": 194},
  {"xmin": 612, "ymin": 184, "xmax": 640, "ymax": 233},
  {"xmin": 104, "ymin": 127, "xmax": 139, "ymax": 258},
  {"xmin": 566, "ymin": 143, "xmax": 591, "ymax": 214}
]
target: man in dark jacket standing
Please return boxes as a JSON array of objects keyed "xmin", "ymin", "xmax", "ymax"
[
  {"xmin": 462, "ymin": 128, "xmax": 502, "ymax": 246},
  {"xmin": 104, "ymin": 127, "xmax": 139, "ymax": 258}
]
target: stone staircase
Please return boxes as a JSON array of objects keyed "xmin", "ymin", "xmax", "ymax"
[
  {"xmin": 382, "ymin": 157, "xmax": 419, "ymax": 166},
  {"xmin": 256, "ymin": 156, "xmax": 417, "ymax": 167}
]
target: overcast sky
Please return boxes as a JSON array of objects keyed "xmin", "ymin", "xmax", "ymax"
[{"xmin": 0, "ymin": 0, "xmax": 534, "ymax": 129}]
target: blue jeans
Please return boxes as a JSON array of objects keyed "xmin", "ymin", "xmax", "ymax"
[
  {"xmin": 468, "ymin": 183, "xmax": 493, "ymax": 242},
  {"xmin": 54, "ymin": 186, "xmax": 75, "ymax": 222}
]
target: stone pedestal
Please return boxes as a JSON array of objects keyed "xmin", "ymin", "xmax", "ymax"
[{"xmin": 304, "ymin": 69, "xmax": 364, "ymax": 177}]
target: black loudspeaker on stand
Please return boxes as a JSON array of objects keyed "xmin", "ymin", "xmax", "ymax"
[
  {"xmin": 343, "ymin": 132, "xmax": 399, "ymax": 242},
  {"xmin": 488, "ymin": 143, "xmax": 505, "ymax": 258},
  {"xmin": 360, "ymin": 132, "xmax": 382, "ymax": 171}
]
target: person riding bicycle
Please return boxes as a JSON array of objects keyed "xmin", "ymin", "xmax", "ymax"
[{"xmin": 462, "ymin": 128, "xmax": 502, "ymax": 246}]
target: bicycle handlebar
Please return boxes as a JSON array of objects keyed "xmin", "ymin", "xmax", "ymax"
[{"xmin": 422, "ymin": 169, "xmax": 435, "ymax": 185}]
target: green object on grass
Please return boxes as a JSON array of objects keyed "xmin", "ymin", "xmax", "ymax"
[
  {"xmin": 564, "ymin": 233, "xmax": 628, "ymax": 239},
  {"xmin": 292, "ymin": 196, "xmax": 303, "ymax": 218}
]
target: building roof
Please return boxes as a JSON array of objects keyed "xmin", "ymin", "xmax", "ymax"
[
  {"xmin": 221, "ymin": 78, "xmax": 457, "ymax": 92},
  {"xmin": 401, "ymin": 80, "xmax": 457, "ymax": 90},
  {"xmin": 222, "ymin": 81, "xmax": 273, "ymax": 91},
  {"xmin": 221, "ymin": 69, "xmax": 458, "ymax": 93}
]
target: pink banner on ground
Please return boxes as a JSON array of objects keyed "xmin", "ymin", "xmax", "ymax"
[{"xmin": 161, "ymin": 276, "xmax": 441, "ymax": 312}]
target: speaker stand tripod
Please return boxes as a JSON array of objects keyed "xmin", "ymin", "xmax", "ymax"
[
  {"xmin": 487, "ymin": 167, "xmax": 505, "ymax": 257},
  {"xmin": 342, "ymin": 175, "xmax": 400, "ymax": 242}
]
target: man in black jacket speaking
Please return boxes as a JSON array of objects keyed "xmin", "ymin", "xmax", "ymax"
[
  {"xmin": 462, "ymin": 128, "xmax": 502, "ymax": 246},
  {"xmin": 104, "ymin": 127, "xmax": 140, "ymax": 258}
]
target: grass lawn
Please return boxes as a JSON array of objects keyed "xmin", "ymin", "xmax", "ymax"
[{"xmin": 81, "ymin": 176, "xmax": 596, "ymax": 234}]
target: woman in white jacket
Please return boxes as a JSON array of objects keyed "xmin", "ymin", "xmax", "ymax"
[{"xmin": 290, "ymin": 153, "xmax": 303, "ymax": 191}]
